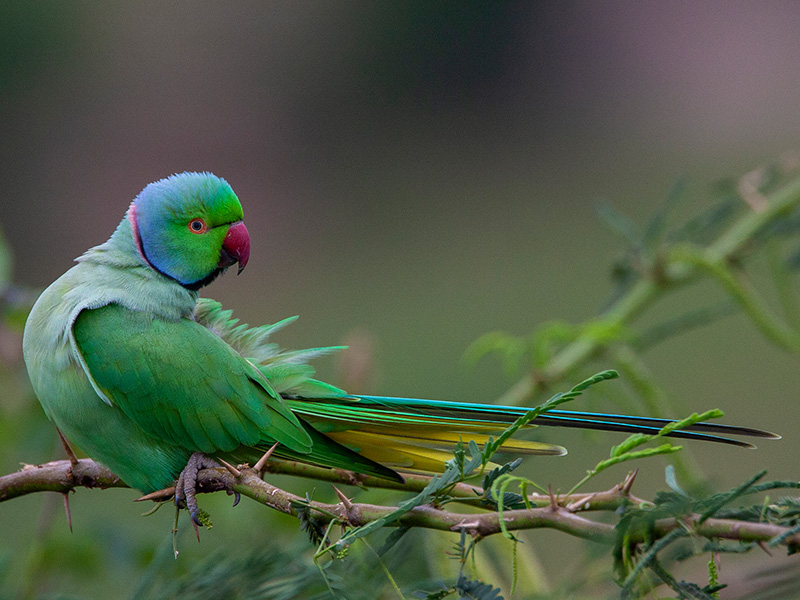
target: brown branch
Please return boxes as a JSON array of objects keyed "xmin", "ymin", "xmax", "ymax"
[
  {"xmin": 0, "ymin": 457, "xmax": 647, "ymax": 512},
  {"xmin": 3, "ymin": 458, "xmax": 799, "ymax": 552},
  {"xmin": 260, "ymin": 457, "xmax": 653, "ymax": 510},
  {"xmin": 224, "ymin": 466, "xmax": 617, "ymax": 542},
  {"xmin": 0, "ymin": 459, "xmax": 125, "ymax": 501},
  {"xmin": 227, "ymin": 468, "xmax": 800, "ymax": 547}
]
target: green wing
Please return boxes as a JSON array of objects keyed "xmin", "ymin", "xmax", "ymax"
[
  {"xmin": 192, "ymin": 298, "xmax": 346, "ymax": 399},
  {"xmin": 73, "ymin": 303, "xmax": 313, "ymax": 455},
  {"xmin": 189, "ymin": 299, "xmax": 403, "ymax": 481}
]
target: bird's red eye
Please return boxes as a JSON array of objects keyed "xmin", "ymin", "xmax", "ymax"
[{"xmin": 188, "ymin": 218, "xmax": 207, "ymax": 234}]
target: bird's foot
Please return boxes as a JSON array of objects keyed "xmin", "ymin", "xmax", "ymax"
[
  {"xmin": 175, "ymin": 453, "xmax": 219, "ymax": 526},
  {"xmin": 175, "ymin": 452, "xmax": 243, "ymax": 528}
]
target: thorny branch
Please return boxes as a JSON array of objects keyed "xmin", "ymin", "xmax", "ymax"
[
  {"xmin": 0, "ymin": 458, "xmax": 125, "ymax": 500},
  {"xmin": 2, "ymin": 458, "xmax": 799, "ymax": 551}
]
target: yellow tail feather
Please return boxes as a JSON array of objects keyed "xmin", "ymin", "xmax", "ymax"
[{"xmin": 325, "ymin": 429, "xmax": 566, "ymax": 473}]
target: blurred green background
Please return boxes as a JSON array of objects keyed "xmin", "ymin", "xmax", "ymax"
[{"xmin": 2, "ymin": 2, "xmax": 800, "ymax": 598}]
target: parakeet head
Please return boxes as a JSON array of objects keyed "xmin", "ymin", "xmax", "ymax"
[{"xmin": 127, "ymin": 172, "xmax": 250, "ymax": 290}]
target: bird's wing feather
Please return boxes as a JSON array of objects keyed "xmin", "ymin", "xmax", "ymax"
[
  {"xmin": 193, "ymin": 298, "xmax": 346, "ymax": 399},
  {"xmin": 72, "ymin": 302, "xmax": 313, "ymax": 455}
]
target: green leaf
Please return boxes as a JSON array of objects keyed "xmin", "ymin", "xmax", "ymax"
[
  {"xmin": 377, "ymin": 527, "xmax": 410, "ymax": 556},
  {"xmin": 609, "ymin": 434, "xmax": 650, "ymax": 458},
  {"xmin": 454, "ymin": 574, "xmax": 504, "ymax": 600},
  {"xmin": 665, "ymin": 465, "xmax": 689, "ymax": 497},
  {"xmin": 482, "ymin": 370, "xmax": 619, "ymax": 465},
  {"xmin": 462, "ymin": 331, "xmax": 526, "ymax": 375},
  {"xmin": 481, "ymin": 459, "xmax": 521, "ymax": 493},
  {"xmin": 768, "ymin": 523, "xmax": 800, "ymax": 552},
  {"xmin": 649, "ymin": 559, "xmax": 724, "ymax": 600},
  {"xmin": 635, "ymin": 301, "xmax": 739, "ymax": 351},
  {"xmin": 668, "ymin": 197, "xmax": 736, "ymax": 245},
  {"xmin": 697, "ymin": 470, "xmax": 765, "ymax": 523},
  {"xmin": 332, "ymin": 442, "xmax": 484, "ymax": 551},
  {"xmin": 643, "ymin": 178, "xmax": 686, "ymax": 250},
  {"xmin": 595, "ymin": 444, "xmax": 682, "ymax": 475},
  {"xmin": 620, "ymin": 529, "xmax": 688, "ymax": 597},
  {"xmin": 595, "ymin": 201, "xmax": 641, "ymax": 246}
]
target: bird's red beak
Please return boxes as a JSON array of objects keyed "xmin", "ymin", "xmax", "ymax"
[{"xmin": 218, "ymin": 221, "xmax": 250, "ymax": 274}]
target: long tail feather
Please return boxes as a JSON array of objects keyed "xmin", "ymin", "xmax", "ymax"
[
  {"xmin": 286, "ymin": 395, "xmax": 780, "ymax": 453},
  {"xmin": 543, "ymin": 410, "xmax": 778, "ymax": 438}
]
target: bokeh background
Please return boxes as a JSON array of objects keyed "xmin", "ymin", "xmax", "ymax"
[{"xmin": 2, "ymin": 2, "xmax": 800, "ymax": 598}]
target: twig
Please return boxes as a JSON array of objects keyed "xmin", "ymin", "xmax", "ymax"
[
  {"xmin": 231, "ymin": 466, "xmax": 616, "ymax": 542},
  {"xmin": 0, "ymin": 459, "xmax": 124, "ymax": 501},
  {"xmin": 496, "ymin": 174, "xmax": 800, "ymax": 404},
  {"xmin": 2, "ymin": 459, "xmax": 799, "ymax": 551},
  {"xmin": 1, "ymin": 458, "xmax": 648, "ymax": 511}
]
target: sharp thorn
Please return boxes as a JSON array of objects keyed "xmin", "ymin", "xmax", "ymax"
[
  {"xmin": 566, "ymin": 491, "xmax": 598, "ymax": 513},
  {"xmin": 56, "ymin": 428, "xmax": 79, "ymax": 467},
  {"xmin": 253, "ymin": 442, "xmax": 280, "ymax": 473},
  {"xmin": 135, "ymin": 486, "xmax": 176, "ymax": 502},
  {"xmin": 332, "ymin": 485, "xmax": 353, "ymax": 511},
  {"xmin": 622, "ymin": 469, "xmax": 639, "ymax": 494},
  {"xmin": 62, "ymin": 492, "xmax": 73, "ymax": 533},
  {"xmin": 217, "ymin": 457, "xmax": 242, "ymax": 478},
  {"xmin": 547, "ymin": 485, "xmax": 559, "ymax": 510}
]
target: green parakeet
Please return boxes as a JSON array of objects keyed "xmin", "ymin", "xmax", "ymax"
[{"xmin": 22, "ymin": 172, "xmax": 778, "ymax": 523}]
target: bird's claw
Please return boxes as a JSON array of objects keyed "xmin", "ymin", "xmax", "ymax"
[{"xmin": 174, "ymin": 452, "xmax": 221, "ymax": 526}]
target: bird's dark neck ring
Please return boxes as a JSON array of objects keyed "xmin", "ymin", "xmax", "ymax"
[{"xmin": 126, "ymin": 203, "xmax": 219, "ymax": 291}]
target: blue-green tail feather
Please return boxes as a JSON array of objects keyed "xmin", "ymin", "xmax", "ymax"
[{"xmin": 287, "ymin": 395, "xmax": 779, "ymax": 449}]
